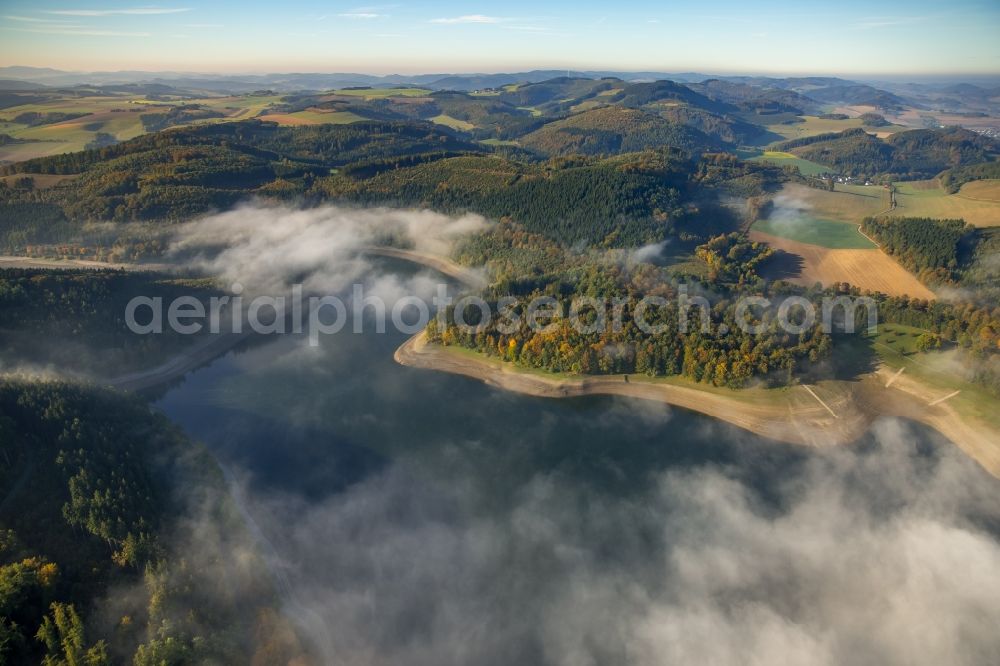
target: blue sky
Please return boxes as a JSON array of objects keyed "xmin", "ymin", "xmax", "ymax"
[{"xmin": 1, "ymin": 1, "xmax": 998, "ymax": 75}]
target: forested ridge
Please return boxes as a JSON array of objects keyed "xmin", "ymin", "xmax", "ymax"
[
  {"xmin": 0, "ymin": 269, "xmax": 221, "ymax": 377},
  {"xmin": 938, "ymin": 161, "xmax": 1000, "ymax": 193},
  {"xmin": 777, "ymin": 127, "xmax": 997, "ymax": 179},
  {"xmin": 0, "ymin": 380, "xmax": 306, "ymax": 664},
  {"xmin": 517, "ymin": 106, "xmax": 723, "ymax": 156},
  {"xmin": 0, "ymin": 120, "xmax": 787, "ymax": 252}
]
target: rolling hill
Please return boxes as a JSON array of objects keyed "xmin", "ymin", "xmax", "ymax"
[
  {"xmin": 518, "ymin": 106, "xmax": 723, "ymax": 156},
  {"xmin": 778, "ymin": 127, "xmax": 997, "ymax": 178}
]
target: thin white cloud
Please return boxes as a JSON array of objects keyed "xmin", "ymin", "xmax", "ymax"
[
  {"xmin": 503, "ymin": 24, "xmax": 549, "ymax": 32},
  {"xmin": 183, "ymin": 23, "xmax": 224, "ymax": 28},
  {"xmin": 853, "ymin": 15, "xmax": 926, "ymax": 30},
  {"xmin": 339, "ymin": 12, "xmax": 384, "ymax": 19},
  {"xmin": 3, "ymin": 15, "xmax": 75, "ymax": 23},
  {"xmin": 429, "ymin": 14, "xmax": 505, "ymax": 24},
  {"xmin": 43, "ymin": 7, "xmax": 192, "ymax": 16},
  {"xmin": 7, "ymin": 26, "xmax": 150, "ymax": 36}
]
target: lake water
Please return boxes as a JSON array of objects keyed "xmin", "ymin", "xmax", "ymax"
[{"xmin": 153, "ymin": 261, "xmax": 1000, "ymax": 664}]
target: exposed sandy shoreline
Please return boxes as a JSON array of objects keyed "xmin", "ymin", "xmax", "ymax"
[
  {"xmin": 360, "ymin": 246, "xmax": 486, "ymax": 289},
  {"xmin": 0, "ymin": 255, "xmax": 174, "ymax": 272},
  {"xmin": 7, "ymin": 248, "xmax": 995, "ymax": 478},
  {"xmin": 396, "ymin": 332, "xmax": 1000, "ymax": 479}
]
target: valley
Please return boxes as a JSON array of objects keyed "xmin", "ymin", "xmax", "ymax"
[{"xmin": 1, "ymin": 52, "xmax": 999, "ymax": 666}]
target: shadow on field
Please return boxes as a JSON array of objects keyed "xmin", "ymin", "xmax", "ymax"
[{"xmin": 759, "ymin": 249, "xmax": 804, "ymax": 281}]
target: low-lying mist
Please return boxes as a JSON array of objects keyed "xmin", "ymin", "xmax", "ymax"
[
  {"xmin": 78, "ymin": 201, "xmax": 1000, "ymax": 665},
  {"xmin": 762, "ymin": 192, "xmax": 814, "ymax": 236},
  {"xmin": 169, "ymin": 203, "xmax": 489, "ymax": 294},
  {"xmin": 171, "ymin": 413, "xmax": 1000, "ymax": 666}
]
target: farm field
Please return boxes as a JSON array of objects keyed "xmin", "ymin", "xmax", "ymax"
[
  {"xmin": 780, "ymin": 182, "xmax": 889, "ymax": 221},
  {"xmin": 478, "ymin": 138, "xmax": 520, "ymax": 146},
  {"xmin": 745, "ymin": 150, "xmax": 832, "ymax": 176},
  {"xmin": 430, "ymin": 114, "xmax": 475, "ymax": 130},
  {"xmin": 0, "ymin": 173, "xmax": 78, "ymax": 189},
  {"xmin": 752, "ymin": 215, "xmax": 875, "ymax": 248},
  {"xmin": 749, "ymin": 229, "xmax": 936, "ymax": 299},
  {"xmin": 0, "ymin": 91, "xmax": 289, "ymax": 162},
  {"xmin": 248, "ymin": 109, "xmax": 365, "ymax": 126},
  {"xmin": 199, "ymin": 93, "xmax": 284, "ymax": 117},
  {"xmin": 0, "ymin": 140, "xmax": 71, "ymax": 163},
  {"xmin": 890, "ymin": 107, "xmax": 1000, "ymax": 132},
  {"xmin": 333, "ymin": 87, "xmax": 430, "ymax": 98},
  {"xmin": 752, "ymin": 214, "xmax": 875, "ymax": 248},
  {"xmin": 761, "ymin": 114, "xmax": 905, "ymax": 143},
  {"xmin": 959, "ymin": 179, "xmax": 1000, "ymax": 202},
  {"xmin": 892, "ymin": 179, "xmax": 1000, "ymax": 226}
]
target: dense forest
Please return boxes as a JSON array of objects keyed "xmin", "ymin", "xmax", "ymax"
[
  {"xmin": 429, "ymin": 242, "xmax": 1000, "ymax": 393},
  {"xmin": 445, "ymin": 212, "xmax": 1000, "ymax": 394},
  {"xmin": 0, "ymin": 119, "xmax": 787, "ymax": 251},
  {"xmin": 861, "ymin": 216, "xmax": 970, "ymax": 283},
  {"xmin": 0, "ymin": 380, "xmax": 306, "ymax": 664},
  {"xmin": 318, "ymin": 151, "xmax": 698, "ymax": 246},
  {"xmin": 428, "ymin": 264, "xmax": 833, "ymax": 387},
  {"xmin": 777, "ymin": 127, "xmax": 997, "ymax": 179},
  {"xmin": 0, "ymin": 269, "xmax": 220, "ymax": 377},
  {"xmin": 517, "ymin": 106, "xmax": 723, "ymax": 156}
]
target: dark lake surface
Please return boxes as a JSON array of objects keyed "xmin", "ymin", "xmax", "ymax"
[{"xmin": 153, "ymin": 261, "xmax": 1000, "ymax": 664}]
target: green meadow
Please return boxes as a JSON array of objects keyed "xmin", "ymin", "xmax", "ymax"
[
  {"xmin": 752, "ymin": 214, "xmax": 876, "ymax": 249},
  {"xmin": 431, "ymin": 114, "xmax": 476, "ymax": 130},
  {"xmin": 746, "ymin": 150, "xmax": 832, "ymax": 176},
  {"xmin": 333, "ymin": 87, "xmax": 430, "ymax": 98}
]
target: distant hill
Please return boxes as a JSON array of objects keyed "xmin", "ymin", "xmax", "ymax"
[
  {"xmin": 607, "ymin": 80, "xmax": 734, "ymax": 114},
  {"xmin": 686, "ymin": 79, "xmax": 818, "ymax": 114},
  {"xmin": 779, "ymin": 126, "xmax": 997, "ymax": 178},
  {"xmin": 0, "ymin": 119, "xmax": 483, "ymax": 222},
  {"xmin": 0, "ymin": 79, "xmax": 46, "ymax": 91},
  {"xmin": 655, "ymin": 105, "xmax": 766, "ymax": 145},
  {"xmin": 803, "ymin": 84, "xmax": 908, "ymax": 110},
  {"xmin": 497, "ymin": 77, "xmax": 619, "ymax": 109},
  {"xmin": 518, "ymin": 106, "xmax": 722, "ymax": 156}
]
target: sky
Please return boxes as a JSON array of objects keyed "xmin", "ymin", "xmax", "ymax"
[{"xmin": 0, "ymin": 0, "xmax": 998, "ymax": 76}]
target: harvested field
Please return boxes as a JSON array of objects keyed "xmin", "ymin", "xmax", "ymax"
[
  {"xmin": 0, "ymin": 173, "xmax": 78, "ymax": 189},
  {"xmin": 959, "ymin": 179, "xmax": 1000, "ymax": 203},
  {"xmin": 893, "ymin": 179, "xmax": 1000, "ymax": 227},
  {"xmin": 750, "ymin": 229, "xmax": 936, "ymax": 299},
  {"xmin": 430, "ymin": 114, "xmax": 475, "ymax": 130},
  {"xmin": 257, "ymin": 110, "xmax": 364, "ymax": 126},
  {"xmin": 779, "ymin": 183, "xmax": 889, "ymax": 221},
  {"xmin": 746, "ymin": 150, "xmax": 831, "ymax": 176}
]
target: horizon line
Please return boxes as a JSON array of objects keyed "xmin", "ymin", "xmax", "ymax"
[{"xmin": 3, "ymin": 64, "xmax": 999, "ymax": 81}]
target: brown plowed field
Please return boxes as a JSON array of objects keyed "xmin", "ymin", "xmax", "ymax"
[{"xmin": 750, "ymin": 230, "xmax": 936, "ymax": 299}]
